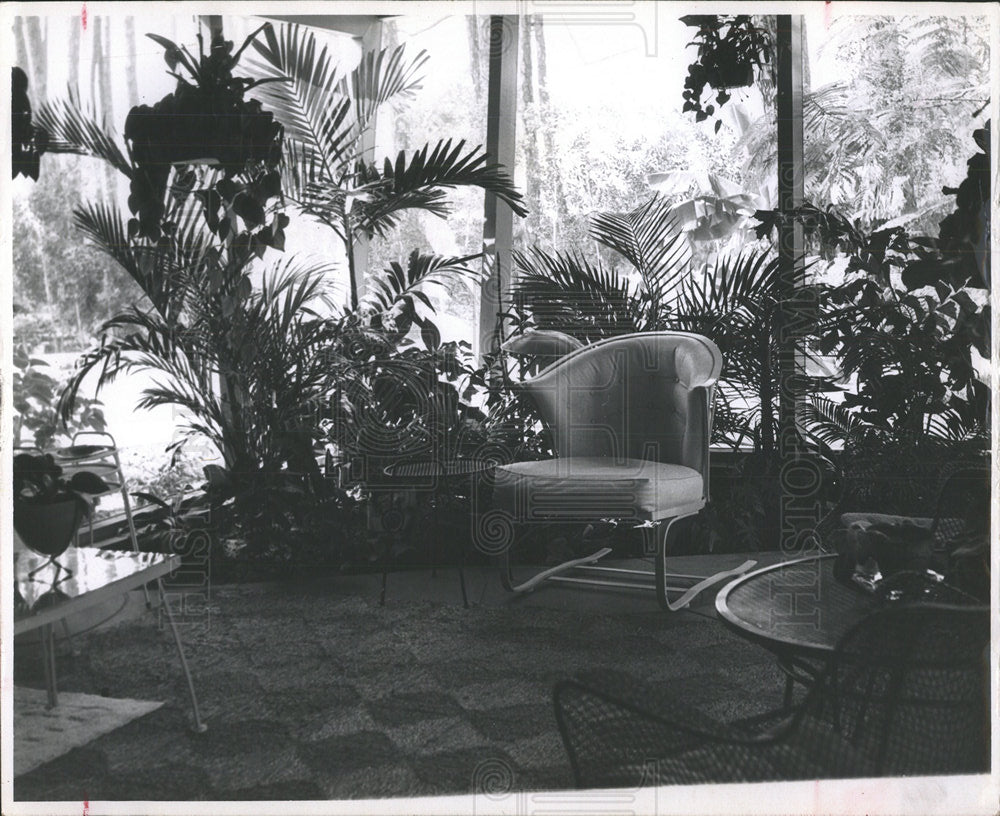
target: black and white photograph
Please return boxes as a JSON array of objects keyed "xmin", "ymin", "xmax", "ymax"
[{"xmin": 2, "ymin": 1, "xmax": 997, "ymax": 813}]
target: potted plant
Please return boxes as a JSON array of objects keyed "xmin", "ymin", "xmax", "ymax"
[
  {"xmin": 680, "ymin": 15, "xmax": 772, "ymax": 130},
  {"xmin": 13, "ymin": 452, "xmax": 110, "ymax": 559},
  {"xmin": 122, "ymin": 25, "xmax": 286, "ymax": 242}
]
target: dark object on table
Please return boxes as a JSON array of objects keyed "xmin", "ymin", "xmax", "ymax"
[
  {"xmin": 554, "ymin": 603, "xmax": 989, "ymax": 787},
  {"xmin": 831, "ymin": 463, "xmax": 990, "ymax": 600},
  {"xmin": 831, "ymin": 519, "xmax": 932, "ymax": 588},
  {"xmin": 874, "ymin": 570, "xmax": 982, "ymax": 606}
]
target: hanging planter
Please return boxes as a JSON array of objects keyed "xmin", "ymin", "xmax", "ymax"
[
  {"xmin": 706, "ymin": 44, "xmax": 755, "ymax": 89},
  {"xmin": 681, "ymin": 15, "xmax": 771, "ymax": 130},
  {"xmin": 123, "ymin": 26, "xmax": 286, "ymax": 242}
]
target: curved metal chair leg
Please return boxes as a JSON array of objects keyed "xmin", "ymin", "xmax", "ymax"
[
  {"xmin": 654, "ymin": 518, "xmax": 757, "ymax": 611},
  {"xmin": 499, "ymin": 545, "xmax": 614, "ymax": 594},
  {"xmin": 497, "ymin": 522, "xmax": 612, "ymax": 593},
  {"xmin": 497, "ymin": 515, "xmax": 755, "ymax": 606}
]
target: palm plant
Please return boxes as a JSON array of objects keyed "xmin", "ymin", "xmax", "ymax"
[
  {"xmin": 511, "ymin": 195, "xmax": 690, "ymax": 342},
  {"xmin": 245, "ymin": 23, "xmax": 527, "ymax": 312},
  {"xmin": 34, "ymin": 22, "xmax": 525, "ymax": 555},
  {"xmin": 510, "ymin": 193, "xmax": 828, "ymax": 453},
  {"xmin": 33, "ymin": 25, "xmax": 348, "ymax": 551},
  {"xmin": 58, "ymin": 193, "xmax": 343, "ymax": 538}
]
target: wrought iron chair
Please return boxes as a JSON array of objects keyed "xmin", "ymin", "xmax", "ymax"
[
  {"xmin": 554, "ymin": 603, "xmax": 990, "ymax": 787},
  {"xmin": 481, "ymin": 331, "xmax": 755, "ymax": 611}
]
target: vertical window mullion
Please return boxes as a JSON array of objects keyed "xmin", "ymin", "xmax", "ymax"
[{"xmin": 477, "ymin": 15, "xmax": 520, "ymax": 362}]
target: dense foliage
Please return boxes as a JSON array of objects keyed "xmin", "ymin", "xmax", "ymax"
[{"xmin": 36, "ymin": 22, "xmax": 525, "ymax": 566}]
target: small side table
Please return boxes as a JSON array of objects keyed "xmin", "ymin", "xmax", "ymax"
[
  {"xmin": 14, "ymin": 543, "xmax": 207, "ymax": 732},
  {"xmin": 380, "ymin": 458, "xmax": 497, "ymax": 608}
]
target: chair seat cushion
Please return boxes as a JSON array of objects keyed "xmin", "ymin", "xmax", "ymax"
[{"xmin": 494, "ymin": 457, "xmax": 704, "ymax": 522}]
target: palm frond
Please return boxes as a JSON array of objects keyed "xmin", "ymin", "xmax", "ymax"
[
  {"xmin": 675, "ymin": 249, "xmax": 781, "ymax": 325},
  {"xmin": 590, "ymin": 195, "xmax": 692, "ymax": 304},
  {"xmin": 801, "ymin": 395, "xmax": 864, "ymax": 447},
  {"xmin": 34, "ymin": 88, "xmax": 132, "ymax": 178},
  {"xmin": 512, "ymin": 248, "xmax": 640, "ymax": 341},
  {"xmin": 256, "ymin": 255, "xmax": 339, "ymax": 324},
  {"xmin": 349, "ymin": 45, "xmax": 428, "ymax": 142},
  {"xmin": 279, "ymin": 139, "xmax": 345, "ymax": 230},
  {"xmin": 56, "ymin": 304, "xmax": 207, "ymax": 425},
  {"xmin": 249, "ymin": 22, "xmax": 356, "ymax": 178},
  {"xmin": 361, "ymin": 251, "xmax": 481, "ymax": 315},
  {"xmin": 354, "ymin": 139, "xmax": 528, "ymax": 237}
]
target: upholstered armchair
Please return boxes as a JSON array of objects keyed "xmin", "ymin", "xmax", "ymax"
[{"xmin": 479, "ymin": 331, "xmax": 754, "ymax": 610}]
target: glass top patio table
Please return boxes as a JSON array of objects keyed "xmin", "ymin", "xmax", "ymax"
[
  {"xmin": 715, "ymin": 553, "xmax": 880, "ymax": 705},
  {"xmin": 715, "ymin": 553, "xmax": 878, "ymax": 656},
  {"xmin": 14, "ymin": 545, "xmax": 179, "ymax": 636}
]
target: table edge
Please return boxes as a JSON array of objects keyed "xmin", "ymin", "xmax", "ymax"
[
  {"xmin": 14, "ymin": 552, "xmax": 180, "ymax": 636},
  {"xmin": 715, "ymin": 552, "xmax": 839, "ymax": 655}
]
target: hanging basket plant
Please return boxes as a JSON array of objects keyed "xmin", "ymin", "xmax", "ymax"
[
  {"xmin": 681, "ymin": 15, "xmax": 771, "ymax": 131},
  {"xmin": 706, "ymin": 44, "xmax": 755, "ymax": 89},
  {"xmin": 124, "ymin": 25, "xmax": 286, "ymax": 242}
]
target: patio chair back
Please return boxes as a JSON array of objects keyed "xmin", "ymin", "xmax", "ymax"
[
  {"xmin": 553, "ymin": 603, "xmax": 989, "ymax": 787},
  {"xmin": 930, "ymin": 462, "xmax": 991, "ymax": 547},
  {"xmin": 807, "ymin": 603, "xmax": 990, "ymax": 776},
  {"xmin": 514, "ymin": 332, "xmax": 723, "ymax": 484}
]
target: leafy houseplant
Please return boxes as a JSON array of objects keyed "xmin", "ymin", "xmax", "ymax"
[
  {"xmin": 755, "ymin": 200, "xmax": 990, "ymax": 450},
  {"xmin": 42, "ymin": 25, "xmax": 327, "ymax": 557},
  {"xmin": 13, "ymin": 452, "xmax": 110, "ymax": 557},
  {"xmin": 903, "ymin": 120, "xmax": 991, "ymax": 292},
  {"xmin": 245, "ymin": 24, "xmax": 527, "ymax": 501},
  {"xmin": 45, "ymin": 22, "xmax": 526, "ymax": 567},
  {"xmin": 756, "ymin": 190, "xmax": 990, "ymax": 532},
  {"xmin": 681, "ymin": 15, "xmax": 772, "ymax": 131}
]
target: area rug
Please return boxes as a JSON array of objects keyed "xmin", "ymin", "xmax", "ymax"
[
  {"xmin": 14, "ymin": 686, "xmax": 163, "ymax": 776},
  {"xmin": 13, "ymin": 578, "xmax": 788, "ymax": 800}
]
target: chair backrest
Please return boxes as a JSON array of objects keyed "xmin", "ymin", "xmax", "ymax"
[
  {"xmin": 804, "ymin": 603, "xmax": 990, "ymax": 776},
  {"xmin": 517, "ymin": 332, "xmax": 722, "ymax": 478},
  {"xmin": 930, "ymin": 462, "xmax": 991, "ymax": 546}
]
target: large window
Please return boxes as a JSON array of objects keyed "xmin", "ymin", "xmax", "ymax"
[
  {"xmin": 367, "ymin": 15, "xmax": 490, "ymax": 347},
  {"xmin": 9, "ymin": 7, "xmax": 992, "ymax": 479}
]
